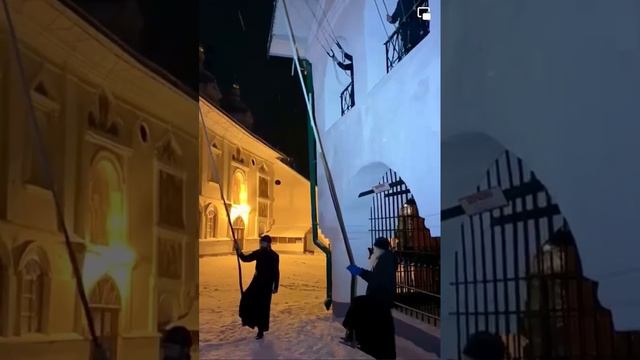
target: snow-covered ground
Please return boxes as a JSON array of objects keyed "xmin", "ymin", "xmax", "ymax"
[{"xmin": 199, "ymin": 253, "xmax": 438, "ymax": 359}]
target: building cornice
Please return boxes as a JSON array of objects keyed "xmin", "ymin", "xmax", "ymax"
[{"xmin": 1, "ymin": 0, "xmax": 197, "ymax": 138}]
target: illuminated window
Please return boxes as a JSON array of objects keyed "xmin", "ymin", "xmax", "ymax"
[
  {"xmin": 90, "ymin": 157, "xmax": 125, "ymax": 245},
  {"xmin": 19, "ymin": 258, "xmax": 44, "ymax": 334},
  {"xmin": 206, "ymin": 206, "xmax": 218, "ymax": 239},
  {"xmin": 231, "ymin": 170, "xmax": 247, "ymax": 204}
]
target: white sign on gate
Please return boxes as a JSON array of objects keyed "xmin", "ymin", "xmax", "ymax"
[
  {"xmin": 372, "ymin": 183, "xmax": 391, "ymax": 194},
  {"xmin": 459, "ymin": 187, "xmax": 508, "ymax": 215}
]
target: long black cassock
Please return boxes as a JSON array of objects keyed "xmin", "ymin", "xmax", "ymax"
[
  {"xmin": 238, "ymin": 248, "xmax": 280, "ymax": 332},
  {"xmin": 343, "ymin": 250, "xmax": 397, "ymax": 359}
]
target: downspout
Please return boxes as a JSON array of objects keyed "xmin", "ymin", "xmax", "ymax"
[
  {"xmin": 281, "ymin": 0, "xmax": 357, "ymax": 302},
  {"xmin": 301, "ymin": 59, "xmax": 332, "ymax": 310}
]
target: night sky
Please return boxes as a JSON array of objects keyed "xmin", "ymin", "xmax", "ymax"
[
  {"xmin": 200, "ymin": 0, "xmax": 310, "ymax": 179},
  {"xmin": 67, "ymin": 0, "xmax": 310, "ymax": 178}
]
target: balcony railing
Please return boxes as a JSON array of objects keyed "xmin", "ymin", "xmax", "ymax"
[
  {"xmin": 385, "ymin": 0, "xmax": 430, "ymax": 73},
  {"xmin": 340, "ymin": 80, "xmax": 355, "ymax": 116}
]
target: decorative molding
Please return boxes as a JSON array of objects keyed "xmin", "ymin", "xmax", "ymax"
[
  {"xmin": 231, "ymin": 146, "xmax": 246, "ymax": 167},
  {"xmin": 89, "ymin": 275, "xmax": 121, "ymax": 306},
  {"xmin": 31, "ymin": 87, "xmax": 60, "ymax": 114},
  {"xmin": 155, "ymin": 133, "xmax": 183, "ymax": 168},
  {"xmin": 13, "ymin": 241, "xmax": 50, "ymax": 274},
  {"xmin": 88, "ymin": 90, "xmax": 122, "ymax": 139},
  {"xmin": 85, "ymin": 130, "xmax": 133, "ymax": 157}
]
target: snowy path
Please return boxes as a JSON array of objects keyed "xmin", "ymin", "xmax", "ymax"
[{"xmin": 199, "ymin": 254, "xmax": 438, "ymax": 359}]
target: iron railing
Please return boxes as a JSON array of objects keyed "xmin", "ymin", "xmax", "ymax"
[
  {"xmin": 385, "ymin": 0, "xmax": 430, "ymax": 73},
  {"xmin": 340, "ymin": 80, "xmax": 354, "ymax": 116},
  {"xmin": 450, "ymin": 151, "xmax": 640, "ymax": 360},
  {"xmin": 369, "ymin": 169, "xmax": 440, "ymax": 327}
]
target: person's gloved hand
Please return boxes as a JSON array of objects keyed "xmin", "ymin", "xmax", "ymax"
[{"xmin": 347, "ymin": 264, "xmax": 363, "ymax": 276}]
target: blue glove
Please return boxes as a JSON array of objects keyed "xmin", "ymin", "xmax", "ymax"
[{"xmin": 347, "ymin": 264, "xmax": 363, "ymax": 276}]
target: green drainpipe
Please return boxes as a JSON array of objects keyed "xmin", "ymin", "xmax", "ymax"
[{"xmin": 301, "ymin": 59, "xmax": 332, "ymax": 310}]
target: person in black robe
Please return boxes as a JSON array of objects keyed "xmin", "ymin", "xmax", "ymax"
[
  {"xmin": 235, "ymin": 235, "xmax": 280, "ymax": 340},
  {"xmin": 342, "ymin": 237, "xmax": 397, "ymax": 359},
  {"xmin": 387, "ymin": 0, "xmax": 430, "ymax": 55}
]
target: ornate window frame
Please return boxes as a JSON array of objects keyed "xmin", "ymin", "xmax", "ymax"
[
  {"xmin": 15, "ymin": 243, "xmax": 50, "ymax": 336},
  {"xmin": 205, "ymin": 205, "xmax": 218, "ymax": 239}
]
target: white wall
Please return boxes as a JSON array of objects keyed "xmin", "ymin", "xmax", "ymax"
[
  {"xmin": 308, "ymin": 0, "xmax": 441, "ymax": 304},
  {"xmin": 272, "ymin": 161, "xmax": 312, "ymax": 234},
  {"xmin": 441, "ymin": 0, "xmax": 640, "ymax": 357}
]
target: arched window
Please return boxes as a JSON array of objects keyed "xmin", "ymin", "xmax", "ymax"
[
  {"xmin": 231, "ymin": 170, "xmax": 247, "ymax": 204},
  {"xmin": 19, "ymin": 258, "xmax": 44, "ymax": 333},
  {"xmin": 90, "ymin": 156, "xmax": 125, "ymax": 245},
  {"xmin": 90, "ymin": 276, "xmax": 121, "ymax": 359},
  {"xmin": 206, "ymin": 206, "xmax": 218, "ymax": 239}
]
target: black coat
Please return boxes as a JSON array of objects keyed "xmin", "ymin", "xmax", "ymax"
[
  {"xmin": 343, "ymin": 250, "xmax": 397, "ymax": 359},
  {"xmin": 360, "ymin": 250, "xmax": 396, "ymax": 309},
  {"xmin": 237, "ymin": 248, "xmax": 279, "ymax": 332}
]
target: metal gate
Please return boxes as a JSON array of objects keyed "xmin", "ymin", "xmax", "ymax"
[
  {"xmin": 451, "ymin": 151, "xmax": 640, "ymax": 359},
  {"xmin": 368, "ymin": 169, "xmax": 440, "ymax": 326}
]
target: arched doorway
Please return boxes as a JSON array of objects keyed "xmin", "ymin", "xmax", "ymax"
[
  {"xmin": 89, "ymin": 276, "xmax": 121, "ymax": 360},
  {"xmin": 368, "ymin": 169, "xmax": 440, "ymax": 326},
  {"xmin": 89, "ymin": 155, "xmax": 125, "ymax": 246},
  {"xmin": 451, "ymin": 150, "xmax": 640, "ymax": 359},
  {"xmin": 232, "ymin": 217, "xmax": 245, "ymax": 250}
]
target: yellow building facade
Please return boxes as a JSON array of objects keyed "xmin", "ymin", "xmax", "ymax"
[
  {"xmin": 198, "ymin": 99, "xmax": 325, "ymax": 255},
  {"xmin": 0, "ymin": 1, "xmax": 199, "ymax": 359}
]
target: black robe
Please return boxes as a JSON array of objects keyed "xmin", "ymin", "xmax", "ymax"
[
  {"xmin": 390, "ymin": 0, "xmax": 429, "ymax": 53},
  {"xmin": 343, "ymin": 251, "xmax": 397, "ymax": 359},
  {"xmin": 237, "ymin": 248, "xmax": 279, "ymax": 332}
]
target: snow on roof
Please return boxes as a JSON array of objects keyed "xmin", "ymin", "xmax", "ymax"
[{"xmin": 267, "ymin": 225, "xmax": 310, "ymax": 238}]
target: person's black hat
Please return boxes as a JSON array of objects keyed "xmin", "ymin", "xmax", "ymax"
[
  {"xmin": 463, "ymin": 331, "xmax": 505, "ymax": 360},
  {"xmin": 373, "ymin": 237, "xmax": 390, "ymax": 250}
]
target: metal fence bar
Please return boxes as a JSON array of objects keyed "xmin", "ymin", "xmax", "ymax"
[
  {"xmin": 487, "ymin": 167, "xmax": 501, "ymax": 335},
  {"xmin": 479, "ymin": 195, "xmax": 490, "ymax": 331},
  {"xmin": 518, "ymin": 158, "xmax": 533, "ymax": 359},
  {"xmin": 505, "ymin": 152, "xmax": 524, "ymax": 355},
  {"xmin": 495, "ymin": 158, "xmax": 512, "ymax": 336},
  {"xmin": 470, "ymin": 211, "xmax": 479, "ymax": 334},
  {"xmin": 461, "ymin": 223, "xmax": 470, "ymax": 339},
  {"xmin": 368, "ymin": 169, "xmax": 439, "ymax": 325},
  {"xmin": 451, "ymin": 151, "xmax": 640, "ymax": 359},
  {"xmin": 455, "ymin": 252, "xmax": 462, "ymax": 360}
]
